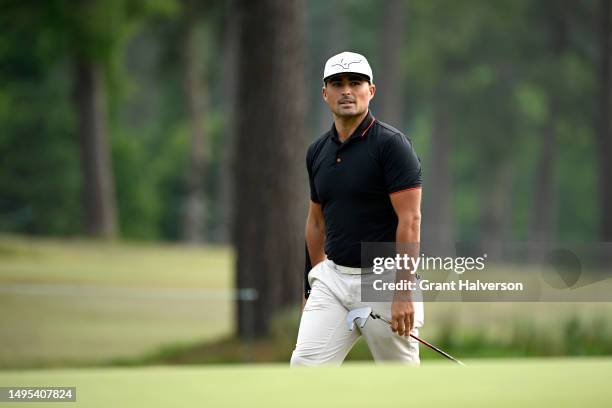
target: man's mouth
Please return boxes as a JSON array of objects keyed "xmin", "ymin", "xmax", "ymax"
[{"xmin": 339, "ymin": 100, "xmax": 355, "ymax": 105}]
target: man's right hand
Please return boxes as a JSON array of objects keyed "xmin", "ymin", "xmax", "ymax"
[{"xmin": 390, "ymin": 296, "xmax": 415, "ymax": 337}]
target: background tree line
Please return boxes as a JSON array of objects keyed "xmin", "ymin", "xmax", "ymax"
[{"xmin": 1, "ymin": 0, "xmax": 610, "ymax": 335}]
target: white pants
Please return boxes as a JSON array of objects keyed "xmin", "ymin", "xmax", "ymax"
[{"xmin": 290, "ymin": 259, "xmax": 425, "ymax": 366}]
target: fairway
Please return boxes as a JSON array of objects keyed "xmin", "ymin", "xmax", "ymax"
[
  {"xmin": 1, "ymin": 358, "xmax": 611, "ymax": 407},
  {"xmin": 2, "ymin": 235, "xmax": 612, "ymax": 367},
  {"xmin": 0, "ymin": 236, "xmax": 235, "ymax": 366}
]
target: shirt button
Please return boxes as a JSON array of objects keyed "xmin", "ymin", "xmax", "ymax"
[{"xmin": 336, "ymin": 157, "xmax": 342, "ymax": 163}]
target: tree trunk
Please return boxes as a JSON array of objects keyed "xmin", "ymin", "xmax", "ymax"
[
  {"xmin": 181, "ymin": 0, "xmax": 208, "ymax": 243},
  {"xmin": 480, "ymin": 161, "xmax": 513, "ymax": 244},
  {"xmin": 377, "ymin": 0, "xmax": 407, "ymax": 127},
  {"xmin": 423, "ymin": 94, "xmax": 453, "ymax": 249},
  {"xmin": 530, "ymin": 105, "xmax": 557, "ymax": 242},
  {"xmin": 530, "ymin": 12, "xmax": 567, "ymax": 242},
  {"xmin": 73, "ymin": 57, "xmax": 118, "ymax": 238},
  {"xmin": 597, "ymin": 0, "xmax": 612, "ymax": 240},
  {"xmin": 233, "ymin": 0, "xmax": 307, "ymax": 337},
  {"xmin": 217, "ymin": 0, "xmax": 240, "ymax": 243}
]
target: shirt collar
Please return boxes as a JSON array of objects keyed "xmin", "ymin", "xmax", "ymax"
[{"xmin": 330, "ymin": 110, "xmax": 376, "ymax": 145}]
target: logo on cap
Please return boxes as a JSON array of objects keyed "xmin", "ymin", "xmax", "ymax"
[{"xmin": 331, "ymin": 58, "xmax": 362, "ymax": 71}]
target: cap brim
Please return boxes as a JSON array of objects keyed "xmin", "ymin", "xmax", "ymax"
[{"xmin": 323, "ymin": 72, "xmax": 371, "ymax": 82}]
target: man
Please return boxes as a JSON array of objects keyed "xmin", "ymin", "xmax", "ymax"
[{"xmin": 290, "ymin": 51, "xmax": 424, "ymax": 366}]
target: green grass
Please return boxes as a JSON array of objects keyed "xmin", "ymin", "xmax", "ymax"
[
  {"xmin": 2, "ymin": 234, "xmax": 612, "ymax": 369},
  {"xmin": 0, "ymin": 235, "xmax": 232, "ymax": 288},
  {"xmin": 0, "ymin": 235, "xmax": 234, "ymax": 367},
  {"xmin": 0, "ymin": 358, "xmax": 611, "ymax": 407}
]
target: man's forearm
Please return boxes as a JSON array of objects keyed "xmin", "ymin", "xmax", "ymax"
[
  {"xmin": 305, "ymin": 222, "xmax": 326, "ymax": 266},
  {"xmin": 394, "ymin": 216, "xmax": 421, "ymax": 299}
]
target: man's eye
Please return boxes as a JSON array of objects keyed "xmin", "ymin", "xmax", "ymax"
[{"xmin": 351, "ymin": 81, "xmax": 360, "ymax": 86}]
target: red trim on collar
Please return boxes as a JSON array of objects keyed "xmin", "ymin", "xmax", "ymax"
[{"xmin": 360, "ymin": 118, "xmax": 376, "ymax": 138}]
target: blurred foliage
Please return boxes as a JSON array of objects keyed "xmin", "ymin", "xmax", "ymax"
[{"xmin": 0, "ymin": 0, "xmax": 606, "ymax": 241}]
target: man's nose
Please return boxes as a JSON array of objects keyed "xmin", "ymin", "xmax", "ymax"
[{"xmin": 341, "ymin": 84, "xmax": 352, "ymax": 95}]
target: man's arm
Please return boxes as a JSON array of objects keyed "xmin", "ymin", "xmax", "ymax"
[
  {"xmin": 304, "ymin": 200, "xmax": 326, "ymax": 307},
  {"xmin": 389, "ymin": 187, "xmax": 422, "ymax": 337}
]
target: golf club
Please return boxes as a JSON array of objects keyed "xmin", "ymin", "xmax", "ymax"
[{"xmin": 346, "ymin": 306, "xmax": 466, "ymax": 366}]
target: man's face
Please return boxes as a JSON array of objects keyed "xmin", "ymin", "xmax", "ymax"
[{"xmin": 322, "ymin": 74, "xmax": 376, "ymax": 118}]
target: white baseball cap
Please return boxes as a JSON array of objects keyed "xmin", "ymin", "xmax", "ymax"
[{"xmin": 323, "ymin": 51, "xmax": 373, "ymax": 82}]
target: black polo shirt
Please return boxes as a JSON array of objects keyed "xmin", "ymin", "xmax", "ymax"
[{"xmin": 306, "ymin": 110, "xmax": 422, "ymax": 269}]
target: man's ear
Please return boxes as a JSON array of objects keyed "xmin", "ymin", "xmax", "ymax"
[
  {"xmin": 369, "ymin": 83, "xmax": 376, "ymax": 100},
  {"xmin": 322, "ymin": 86, "xmax": 328, "ymax": 102}
]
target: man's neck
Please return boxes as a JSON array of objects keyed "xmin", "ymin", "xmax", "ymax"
[{"xmin": 334, "ymin": 110, "xmax": 369, "ymax": 143}]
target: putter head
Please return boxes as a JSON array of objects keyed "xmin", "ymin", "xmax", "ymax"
[{"xmin": 346, "ymin": 306, "xmax": 373, "ymax": 331}]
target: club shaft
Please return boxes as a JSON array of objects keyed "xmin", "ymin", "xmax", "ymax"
[{"xmin": 409, "ymin": 334, "xmax": 465, "ymax": 365}]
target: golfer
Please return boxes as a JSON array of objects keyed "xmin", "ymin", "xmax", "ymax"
[{"xmin": 291, "ymin": 51, "xmax": 424, "ymax": 366}]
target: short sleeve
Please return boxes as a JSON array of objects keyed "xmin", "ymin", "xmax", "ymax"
[
  {"xmin": 381, "ymin": 133, "xmax": 422, "ymax": 193},
  {"xmin": 306, "ymin": 144, "xmax": 321, "ymax": 203}
]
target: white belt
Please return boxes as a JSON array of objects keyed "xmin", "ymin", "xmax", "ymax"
[{"xmin": 325, "ymin": 259, "xmax": 373, "ymax": 275}]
